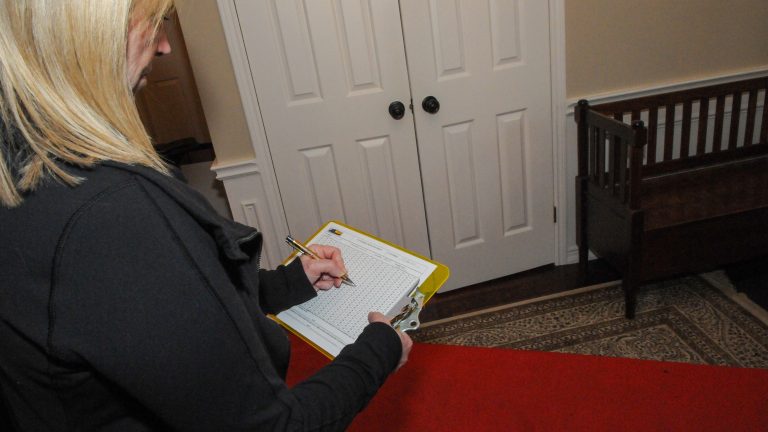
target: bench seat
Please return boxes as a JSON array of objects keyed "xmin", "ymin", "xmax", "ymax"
[{"xmin": 641, "ymin": 155, "xmax": 768, "ymax": 231}]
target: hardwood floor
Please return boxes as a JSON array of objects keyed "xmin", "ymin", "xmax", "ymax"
[{"xmin": 420, "ymin": 260, "xmax": 620, "ymax": 323}]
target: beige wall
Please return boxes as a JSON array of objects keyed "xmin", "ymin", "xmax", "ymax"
[
  {"xmin": 566, "ymin": 0, "xmax": 768, "ymax": 98},
  {"xmin": 174, "ymin": 0, "xmax": 255, "ymax": 164}
]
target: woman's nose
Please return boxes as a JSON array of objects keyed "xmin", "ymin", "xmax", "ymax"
[{"xmin": 155, "ymin": 28, "xmax": 171, "ymax": 57}]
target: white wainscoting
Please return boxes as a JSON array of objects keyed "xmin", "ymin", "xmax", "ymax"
[{"xmin": 213, "ymin": 159, "xmax": 290, "ymax": 270}]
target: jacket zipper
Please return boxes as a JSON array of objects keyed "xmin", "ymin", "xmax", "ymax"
[{"xmin": 236, "ymin": 230, "xmax": 261, "ymax": 272}]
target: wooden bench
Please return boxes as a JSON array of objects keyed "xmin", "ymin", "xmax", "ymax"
[{"xmin": 575, "ymin": 76, "xmax": 768, "ymax": 318}]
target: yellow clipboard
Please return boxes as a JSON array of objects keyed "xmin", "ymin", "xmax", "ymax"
[{"xmin": 272, "ymin": 220, "xmax": 450, "ymax": 359}]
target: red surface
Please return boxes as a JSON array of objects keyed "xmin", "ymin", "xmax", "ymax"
[{"xmin": 286, "ymin": 335, "xmax": 768, "ymax": 431}]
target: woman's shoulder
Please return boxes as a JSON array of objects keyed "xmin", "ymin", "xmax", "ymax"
[
  {"xmin": 2, "ymin": 163, "xmax": 139, "ymax": 221},
  {"xmin": 1, "ymin": 163, "xmax": 171, "ymax": 250},
  {"xmin": 57, "ymin": 162, "xmax": 193, "ymax": 225},
  {"xmin": 4, "ymin": 160, "xmax": 243, "ymax": 266},
  {"xmin": 28, "ymin": 163, "xmax": 151, "ymax": 218},
  {"xmin": 37, "ymin": 161, "xmax": 186, "ymax": 213}
]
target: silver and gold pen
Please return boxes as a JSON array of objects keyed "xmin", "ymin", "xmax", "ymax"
[{"xmin": 285, "ymin": 235, "xmax": 357, "ymax": 286}]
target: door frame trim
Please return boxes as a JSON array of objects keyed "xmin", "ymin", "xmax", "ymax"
[
  {"xmin": 212, "ymin": 0, "xmax": 292, "ymax": 267},
  {"xmin": 550, "ymin": 0, "xmax": 568, "ymax": 266}
]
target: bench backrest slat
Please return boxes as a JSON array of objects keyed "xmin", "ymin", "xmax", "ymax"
[
  {"xmin": 728, "ymin": 92, "xmax": 742, "ymax": 150},
  {"xmin": 597, "ymin": 128, "xmax": 606, "ymax": 188},
  {"xmin": 712, "ymin": 94, "xmax": 726, "ymax": 152},
  {"xmin": 762, "ymin": 87, "xmax": 768, "ymax": 143},
  {"xmin": 590, "ymin": 76, "xmax": 767, "ymax": 176},
  {"xmin": 745, "ymin": 89, "xmax": 758, "ymax": 146},
  {"xmin": 680, "ymin": 101, "xmax": 692, "ymax": 158},
  {"xmin": 664, "ymin": 103, "xmax": 676, "ymax": 161},
  {"xmin": 647, "ymin": 106, "xmax": 658, "ymax": 165},
  {"xmin": 696, "ymin": 97, "xmax": 709, "ymax": 155}
]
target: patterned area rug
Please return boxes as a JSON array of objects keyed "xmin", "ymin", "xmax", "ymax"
[{"xmin": 412, "ymin": 272, "xmax": 768, "ymax": 368}]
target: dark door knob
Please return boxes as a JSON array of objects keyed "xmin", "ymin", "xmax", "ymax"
[
  {"xmin": 422, "ymin": 96, "xmax": 440, "ymax": 114},
  {"xmin": 389, "ymin": 101, "xmax": 406, "ymax": 120}
]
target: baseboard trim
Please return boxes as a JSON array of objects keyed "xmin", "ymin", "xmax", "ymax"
[{"xmin": 567, "ymin": 246, "xmax": 597, "ymax": 265}]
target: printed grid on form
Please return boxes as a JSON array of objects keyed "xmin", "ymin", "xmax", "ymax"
[{"xmin": 297, "ymin": 232, "xmax": 419, "ymax": 339}]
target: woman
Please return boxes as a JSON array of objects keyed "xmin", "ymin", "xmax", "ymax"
[{"xmin": 0, "ymin": 1, "xmax": 411, "ymax": 430}]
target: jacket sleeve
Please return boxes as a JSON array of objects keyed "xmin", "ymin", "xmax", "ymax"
[
  {"xmin": 49, "ymin": 180, "xmax": 401, "ymax": 431},
  {"xmin": 258, "ymin": 259, "xmax": 317, "ymax": 315}
]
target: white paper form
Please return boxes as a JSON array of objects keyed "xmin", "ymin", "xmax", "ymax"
[{"xmin": 276, "ymin": 222, "xmax": 437, "ymax": 357}]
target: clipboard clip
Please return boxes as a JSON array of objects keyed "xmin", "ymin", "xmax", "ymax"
[{"xmin": 390, "ymin": 291, "xmax": 425, "ymax": 332}]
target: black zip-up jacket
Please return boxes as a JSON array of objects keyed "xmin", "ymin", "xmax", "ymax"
[{"xmin": 0, "ymin": 162, "xmax": 401, "ymax": 430}]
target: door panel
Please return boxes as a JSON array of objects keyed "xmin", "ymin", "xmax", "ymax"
[
  {"xmin": 402, "ymin": 0, "xmax": 555, "ymax": 290},
  {"xmin": 234, "ymin": 0, "xmax": 430, "ymax": 256}
]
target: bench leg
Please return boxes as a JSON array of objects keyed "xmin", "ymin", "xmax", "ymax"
[
  {"xmin": 576, "ymin": 177, "xmax": 589, "ymax": 286},
  {"xmin": 623, "ymin": 278, "xmax": 637, "ymax": 319},
  {"xmin": 578, "ymin": 246, "xmax": 589, "ymax": 286}
]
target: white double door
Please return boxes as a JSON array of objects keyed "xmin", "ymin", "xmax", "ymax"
[{"xmin": 235, "ymin": 0, "xmax": 554, "ymax": 290}]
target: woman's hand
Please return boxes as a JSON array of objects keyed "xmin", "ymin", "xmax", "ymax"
[
  {"xmin": 299, "ymin": 244, "xmax": 349, "ymax": 291},
  {"xmin": 368, "ymin": 312, "xmax": 413, "ymax": 370}
]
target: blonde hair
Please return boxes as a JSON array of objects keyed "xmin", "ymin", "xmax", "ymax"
[{"xmin": 0, "ymin": 0, "xmax": 174, "ymax": 207}]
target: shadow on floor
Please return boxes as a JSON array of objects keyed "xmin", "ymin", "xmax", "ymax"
[{"xmin": 725, "ymin": 255, "xmax": 768, "ymax": 311}]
